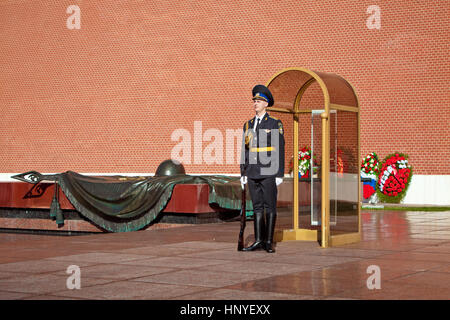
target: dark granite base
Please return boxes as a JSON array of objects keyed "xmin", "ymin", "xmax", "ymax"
[
  {"xmin": 0, "ymin": 207, "xmax": 242, "ymax": 237},
  {"xmin": 0, "ymin": 208, "xmax": 86, "ymax": 221},
  {"xmin": 154, "ymin": 210, "xmax": 241, "ymax": 225},
  {"xmin": 0, "ymin": 228, "xmax": 96, "ymax": 236}
]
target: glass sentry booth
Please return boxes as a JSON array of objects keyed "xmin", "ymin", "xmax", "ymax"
[{"xmin": 267, "ymin": 68, "xmax": 360, "ymax": 248}]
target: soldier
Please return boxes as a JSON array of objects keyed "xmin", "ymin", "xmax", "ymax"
[{"xmin": 240, "ymin": 85, "xmax": 285, "ymax": 253}]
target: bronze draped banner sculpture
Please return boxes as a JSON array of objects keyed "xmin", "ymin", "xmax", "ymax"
[{"xmin": 12, "ymin": 170, "xmax": 252, "ymax": 233}]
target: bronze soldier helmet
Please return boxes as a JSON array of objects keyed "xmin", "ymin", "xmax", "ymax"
[{"xmin": 155, "ymin": 159, "xmax": 186, "ymax": 176}]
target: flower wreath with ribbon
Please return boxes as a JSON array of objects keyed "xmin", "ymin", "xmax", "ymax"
[
  {"xmin": 360, "ymin": 152, "xmax": 380, "ymax": 199},
  {"xmin": 298, "ymin": 146, "xmax": 312, "ymax": 177},
  {"xmin": 361, "ymin": 152, "xmax": 380, "ymax": 176},
  {"xmin": 376, "ymin": 152, "xmax": 413, "ymax": 203}
]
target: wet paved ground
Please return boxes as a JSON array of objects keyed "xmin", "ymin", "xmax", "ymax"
[{"xmin": 0, "ymin": 209, "xmax": 449, "ymax": 300}]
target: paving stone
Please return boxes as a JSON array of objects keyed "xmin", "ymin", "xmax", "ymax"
[{"xmin": 0, "ymin": 210, "xmax": 449, "ymax": 300}]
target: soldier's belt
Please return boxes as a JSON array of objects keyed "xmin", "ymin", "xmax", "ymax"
[{"xmin": 250, "ymin": 147, "xmax": 275, "ymax": 152}]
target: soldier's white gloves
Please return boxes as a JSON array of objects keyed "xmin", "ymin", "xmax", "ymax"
[
  {"xmin": 240, "ymin": 176, "xmax": 247, "ymax": 189},
  {"xmin": 276, "ymin": 177, "xmax": 283, "ymax": 186}
]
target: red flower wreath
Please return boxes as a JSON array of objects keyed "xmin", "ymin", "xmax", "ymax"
[{"xmin": 376, "ymin": 153, "xmax": 413, "ymax": 203}]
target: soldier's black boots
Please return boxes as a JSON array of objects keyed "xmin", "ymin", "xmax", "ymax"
[
  {"xmin": 242, "ymin": 211, "xmax": 265, "ymax": 251},
  {"xmin": 265, "ymin": 213, "xmax": 277, "ymax": 253},
  {"xmin": 243, "ymin": 211, "xmax": 277, "ymax": 253}
]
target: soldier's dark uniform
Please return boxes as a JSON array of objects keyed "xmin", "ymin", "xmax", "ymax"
[{"xmin": 240, "ymin": 85, "xmax": 285, "ymax": 253}]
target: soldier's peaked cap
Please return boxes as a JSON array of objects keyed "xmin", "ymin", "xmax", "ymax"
[{"xmin": 252, "ymin": 84, "xmax": 274, "ymax": 107}]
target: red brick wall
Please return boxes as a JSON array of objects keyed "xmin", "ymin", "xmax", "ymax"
[{"xmin": 1, "ymin": 1, "xmax": 448, "ymax": 175}]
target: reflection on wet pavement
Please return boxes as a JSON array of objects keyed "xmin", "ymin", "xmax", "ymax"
[{"xmin": 0, "ymin": 209, "xmax": 449, "ymax": 300}]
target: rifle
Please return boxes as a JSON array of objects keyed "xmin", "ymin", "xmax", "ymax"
[{"xmin": 237, "ymin": 185, "xmax": 246, "ymax": 251}]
